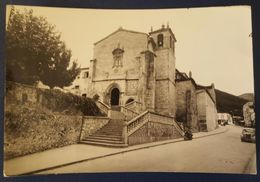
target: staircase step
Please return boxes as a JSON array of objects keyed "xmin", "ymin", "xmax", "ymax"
[
  {"xmin": 86, "ymin": 136, "xmax": 123, "ymax": 141},
  {"xmin": 80, "ymin": 140, "xmax": 128, "ymax": 148},
  {"xmin": 80, "ymin": 118, "xmax": 126, "ymax": 147},
  {"xmin": 98, "ymin": 128, "xmax": 123, "ymax": 132},
  {"xmin": 92, "ymin": 134, "xmax": 123, "ymax": 138},
  {"xmin": 95, "ymin": 132, "xmax": 122, "ymax": 135},
  {"xmin": 82, "ymin": 138, "xmax": 125, "ymax": 144}
]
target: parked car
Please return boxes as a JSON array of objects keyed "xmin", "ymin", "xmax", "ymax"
[{"xmin": 240, "ymin": 128, "xmax": 255, "ymax": 143}]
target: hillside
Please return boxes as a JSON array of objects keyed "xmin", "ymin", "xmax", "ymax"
[
  {"xmin": 215, "ymin": 89, "xmax": 248, "ymax": 117},
  {"xmin": 238, "ymin": 93, "xmax": 254, "ymax": 102},
  {"xmin": 4, "ymin": 81, "xmax": 103, "ymax": 159}
]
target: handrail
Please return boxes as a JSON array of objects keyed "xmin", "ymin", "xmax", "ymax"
[
  {"xmin": 126, "ymin": 110, "xmax": 150, "ymax": 136},
  {"xmin": 125, "ymin": 110, "xmax": 184, "ymax": 138},
  {"xmin": 96, "ymin": 100, "xmax": 110, "ymax": 109},
  {"xmin": 125, "ymin": 100, "xmax": 142, "ymax": 107},
  {"xmin": 120, "ymin": 106, "xmax": 139, "ymax": 120},
  {"xmin": 96, "ymin": 100, "xmax": 110, "ymax": 115},
  {"xmin": 121, "ymin": 106, "xmax": 139, "ymax": 115},
  {"xmin": 149, "ymin": 112, "xmax": 174, "ymax": 125},
  {"xmin": 126, "ymin": 110, "xmax": 149, "ymax": 125}
]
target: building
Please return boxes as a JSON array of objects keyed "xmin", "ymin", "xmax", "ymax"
[
  {"xmin": 217, "ymin": 113, "xmax": 233, "ymax": 125},
  {"xmin": 70, "ymin": 25, "xmax": 218, "ymax": 133},
  {"xmin": 243, "ymin": 102, "xmax": 255, "ymax": 127},
  {"xmin": 175, "ymin": 70, "xmax": 199, "ymax": 132},
  {"xmin": 85, "ymin": 25, "xmax": 176, "ymax": 116},
  {"xmin": 175, "ymin": 69, "xmax": 218, "ymax": 132},
  {"xmin": 70, "ymin": 67, "xmax": 90, "ymax": 96},
  {"xmin": 196, "ymin": 84, "xmax": 218, "ymax": 131}
]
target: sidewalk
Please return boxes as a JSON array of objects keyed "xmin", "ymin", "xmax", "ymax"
[{"xmin": 4, "ymin": 125, "xmax": 228, "ymax": 176}]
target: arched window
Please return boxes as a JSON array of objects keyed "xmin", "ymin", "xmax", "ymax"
[
  {"xmin": 158, "ymin": 34, "xmax": 164, "ymax": 47},
  {"xmin": 112, "ymin": 48, "xmax": 124, "ymax": 68},
  {"xmin": 126, "ymin": 98, "xmax": 134, "ymax": 105}
]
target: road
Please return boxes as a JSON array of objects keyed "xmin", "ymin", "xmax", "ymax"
[{"xmin": 38, "ymin": 125, "xmax": 256, "ymax": 174}]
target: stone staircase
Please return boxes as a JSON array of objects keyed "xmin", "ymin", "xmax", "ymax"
[
  {"xmin": 80, "ymin": 110, "xmax": 128, "ymax": 147},
  {"xmin": 80, "ymin": 119, "xmax": 127, "ymax": 147}
]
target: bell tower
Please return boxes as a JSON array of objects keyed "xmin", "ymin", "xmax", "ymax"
[{"xmin": 149, "ymin": 24, "xmax": 177, "ymax": 116}]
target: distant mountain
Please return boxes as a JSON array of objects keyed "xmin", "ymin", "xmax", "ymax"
[
  {"xmin": 215, "ymin": 89, "xmax": 249, "ymax": 117},
  {"xmin": 238, "ymin": 93, "xmax": 254, "ymax": 102}
]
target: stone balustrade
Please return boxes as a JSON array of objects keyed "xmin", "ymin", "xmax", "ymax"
[
  {"xmin": 120, "ymin": 106, "xmax": 139, "ymax": 120},
  {"xmin": 96, "ymin": 100, "xmax": 110, "ymax": 116},
  {"xmin": 122, "ymin": 110, "xmax": 183, "ymax": 146},
  {"xmin": 125, "ymin": 100, "xmax": 142, "ymax": 113}
]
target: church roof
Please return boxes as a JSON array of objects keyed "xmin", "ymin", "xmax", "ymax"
[
  {"xmin": 176, "ymin": 68, "xmax": 216, "ymax": 104},
  {"xmin": 94, "ymin": 27, "xmax": 148, "ymax": 45}
]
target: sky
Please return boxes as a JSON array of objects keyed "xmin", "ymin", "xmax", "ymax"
[{"xmin": 6, "ymin": 5, "xmax": 254, "ymax": 96}]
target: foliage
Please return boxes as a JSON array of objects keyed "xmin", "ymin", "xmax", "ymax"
[
  {"xmin": 215, "ymin": 89, "xmax": 248, "ymax": 117},
  {"xmin": 6, "ymin": 6, "xmax": 80, "ymax": 88},
  {"xmin": 38, "ymin": 88, "xmax": 103, "ymax": 116}
]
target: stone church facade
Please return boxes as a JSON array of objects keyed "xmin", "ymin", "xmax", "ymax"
[
  {"xmin": 71, "ymin": 25, "xmax": 218, "ymax": 132},
  {"xmin": 85, "ymin": 25, "xmax": 177, "ymax": 116}
]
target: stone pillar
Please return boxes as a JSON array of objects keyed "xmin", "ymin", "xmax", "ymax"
[
  {"xmin": 123, "ymin": 119, "xmax": 128, "ymax": 145},
  {"xmin": 138, "ymin": 50, "xmax": 156, "ymax": 112}
]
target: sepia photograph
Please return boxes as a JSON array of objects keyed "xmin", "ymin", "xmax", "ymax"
[{"xmin": 3, "ymin": 4, "xmax": 256, "ymax": 176}]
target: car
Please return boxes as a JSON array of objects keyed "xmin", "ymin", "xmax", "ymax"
[{"xmin": 240, "ymin": 128, "xmax": 256, "ymax": 143}]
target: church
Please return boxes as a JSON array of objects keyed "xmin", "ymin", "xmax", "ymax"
[
  {"xmin": 75, "ymin": 25, "xmax": 177, "ymax": 116},
  {"xmin": 71, "ymin": 25, "xmax": 218, "ymax": 144}
]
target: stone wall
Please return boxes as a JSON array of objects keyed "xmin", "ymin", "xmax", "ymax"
[
  {"xmin": 5, "ymin": 81, "xmax": 102, "ymax": 116},
  {"xmin": 4, "ymin": 82, "xmax": 102, "ymax": 159},
  {"xmin": 92, "ymin": 29, "xmax": 147, "ymax": 81},
  {"xmin": 126, "ymin": 80, "xmax": 138, "ymax": 96},
  {"xmin": 128, "ymin": 121, "xmax": 182, "ymax": 146},
  {"xmin": 128, "ymin": 123, "xmax": 149, "ymax": 145},
  {"xmin": 155, "ymin": 80, "xmax": 169, "ymax": 115},
  {"xmin": 205, "ymin": 94, "xmax": 218, "ymax": 131},
  {"xmin": 4, "ymin": 104, "xmax": 82, "ymax": 159},
  {"xmin": 196, "ymin": 90, "xmax": 217, "ymax": 131},
  {"xmin": 80, "ymin": 116, "xmax": 110, "ymax": 139},
  {"xmin": 176, "ymin": 80, "xmax": 199, "ymax": 132}
]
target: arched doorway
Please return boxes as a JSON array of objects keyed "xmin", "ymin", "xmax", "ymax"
[{"xmin": 110, "ymin": 88, "xmax": 120, "ymax": 106}]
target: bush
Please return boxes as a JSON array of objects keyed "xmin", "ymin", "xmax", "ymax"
[{"xmin": 38, "ymin": 88, "xmax": 102, "ymax": 116}]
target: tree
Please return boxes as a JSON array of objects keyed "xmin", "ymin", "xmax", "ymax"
[{"xmin": 6, "ymin": 7, "xmax": 80, "ymax": 88}]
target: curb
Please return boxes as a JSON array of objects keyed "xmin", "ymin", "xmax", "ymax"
[
  {"xmin": 18, "ymin": 127, "xmax": 228, "ymax": 176},
  {"xmin": 193, "ymin": 127, "xmax": 229, "ymax": 139}
]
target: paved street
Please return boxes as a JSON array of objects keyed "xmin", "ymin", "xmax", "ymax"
[{"xmin": 38, "ymin": 125, "xmax": 256, "ymax": 174}]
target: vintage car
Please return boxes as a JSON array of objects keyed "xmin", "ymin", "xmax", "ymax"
[{"xmin": 240, "ymin": 128, "xmax": 256, "ymax": 143}]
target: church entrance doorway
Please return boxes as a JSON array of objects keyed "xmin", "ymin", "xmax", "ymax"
[{"xmin": 110, "ymin": 88, "xmax": 120, "ymax": 106}]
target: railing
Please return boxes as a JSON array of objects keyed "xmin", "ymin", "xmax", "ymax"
[
  {"xmin": 149, "ymin": 111, "xmax": 174, "ymax": 125},
  {"xmin": 126, "ymin": 110, "xmax": 150, "ymax": 136},
  {"xmin": 122, "ymin": 110, "xmax": 184, "ymax": 144},
  {"xmin": 149, "ymin": 111, "xmax": 184, "ymax": 136},
  {"xmin": 125, "ymin": 100, "xmax": 142, "ymax": 113},
  {"xmin": 120, "ymin": 106, "xmax": 139, "ymax": 120},
  {"xmin": 96, "ymin": 100, "xmax": 110, "ymax": 116}
]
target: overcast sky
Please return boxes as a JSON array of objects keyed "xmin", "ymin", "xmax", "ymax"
[{"xmin": 7, "ymin": 5, "xmax": 254, "ymax": 96}]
